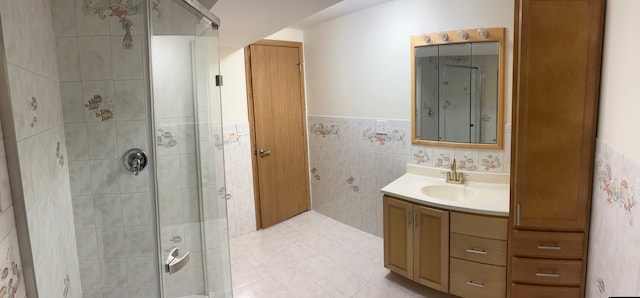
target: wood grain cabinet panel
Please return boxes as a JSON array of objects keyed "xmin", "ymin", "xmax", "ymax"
[
  {"xmin": 450, "ymin": 258, "xmax": 506, "ymax": 298},
  {"xmin": 383, "ymin": 196, "xmax": 449, "ymax": 292},
  {"xmin": 451, "ymin": 212, "xmax": 508, "ymax": 240},
  {"xmin": 509, "ymin": 0, "xmax": 605, "ymax": 295},
  {"xmin": 511, "ymin": 230, "xmax": 584, "ymax": 259},
  {"xmin": 511, "ymin": 257, "xmax": 583, "ymax": 286},
  {"xmin": 450, "ymin": 233, "xmax": 507, "ymax": 266},
  {"xmin": 511, "ymin": 283, "xmax": 581, "ymax": 298}
]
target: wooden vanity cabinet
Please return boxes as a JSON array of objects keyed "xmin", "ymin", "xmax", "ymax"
[
  {"xmin": 384, "ymin": 195, "xmax": 509, "ymax": 297},
  {"xmin": 449, "ymin": 212, "xmax": 508, "ymax": 298},
  {"xmin": 383, "ymin": 195, "xmax": 449, "ymax": 292},
  {"xmin": 509, "ymin": 0, "xmax": 605, "ymax": 296}
]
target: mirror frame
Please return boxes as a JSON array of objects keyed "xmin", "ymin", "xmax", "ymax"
[{"xmin": 411, "ymin": 27, "xmax": 506, "ymax": 149}]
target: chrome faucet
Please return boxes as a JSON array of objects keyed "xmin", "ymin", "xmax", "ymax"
[{"xmin": 446, "ymin": 158, "xmax": 464, "ymax": 184}]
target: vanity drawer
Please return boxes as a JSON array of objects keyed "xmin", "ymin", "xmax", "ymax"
[
  {"xmin": 511, "ymin": 283, "xmax": 581, "ymax": 298},
  {"xmin": 450, "ymin": 212, "xmax": 508, "ymax": 240},
  {"xmin": 450, "ymin": 258, "xmax": 506, "ymax": 298},
  {"xmin": 512, "ymin": 230, "xmax": 584, "ymax": 259},
  {"xmin": 450, "ymin": 233, "xmax": 507, "ymax": 266},
  {"xmin": 511, "ymin": 257, "xmax": 582, "ymax": 286}
]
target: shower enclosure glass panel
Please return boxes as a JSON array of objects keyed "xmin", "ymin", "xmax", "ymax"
[{"xmin": 150, "ymin": 1, "xmax": 231, "ymax": 297}]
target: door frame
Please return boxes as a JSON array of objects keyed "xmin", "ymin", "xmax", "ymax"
[{"xmin": 244, "ymin": 39, "xmax": 310, "ymax": 229}]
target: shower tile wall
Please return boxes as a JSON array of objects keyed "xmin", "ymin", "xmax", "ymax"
[
  {"xmin": 0, "ymin": 0, "xmax": 83, "ymax": 296},
  {"xmin": 51, "ymin": 1, "xmax": 157, "ymax": 297},
  {"xmin": 222, "ymin": 123, "xmax": 257, "ymax": 239},
  {"xmin": 307, "ymin": 115, "xmax": 510, "ymax": 237},
  {"xmin": 0, "ymin": 119, "xmax": 26, "ymax": 297},
  {"xmin": 586, "ymin": 139, "xmax": 640, "ymax": 297}
]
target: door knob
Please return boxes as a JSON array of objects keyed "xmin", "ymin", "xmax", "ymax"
[{"xmin": 259, "ymin": 149, "xmax": 271, "ymax": 157}]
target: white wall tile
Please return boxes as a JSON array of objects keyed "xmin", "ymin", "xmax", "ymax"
[
  {"xmin": 102, "ymin": 287, "xmax": 129, "ymax": 298},
  {"xmin": 96, "ymin": 227, "xmax": 126, "ymax": 259},
  {"xmin": 94, "ymin": 194, "xmax": 123, "ymax": 227},
  {"xmin": 124, "ymin": 225, "xmax": 154, "ymax": 257},
  {"xmin": 65, "ymin": 123, "xmax": 90, "ymax": 162},
  {"xmin": 90, "ymin": 159, "xmax": 121, "ymax": 194},
  {"xmin": 56, "ymin": 37, "xmax": 82, "ymax": 81},
  {"xmin": 69, "ymin": 160, "xmax": 93, "ymax": 196},
  {"xmin": 51, "ymin": 0, "xmax": 77, "ymax": 37},
  {"xmin": 86, "ymin": 122, "xmax": 118, "ymax": 159},
  {"xmin": 126, "ymin": 257, "xmax": 156, "ymax": 286},
  {"xmin": 82, "ymin": 80, "xmax": 116, "ymax": 123},
  {"xmin": 73, "ymin": 0, "xmax": 110, "ymax": 36},
  {"xmin": 80, "ymin": 259, "xmax": 103, "ymax": 289},
  {"xmin": 72, "ymin": 195, "xmax": 95, "ymax": 228},
  {"xmin": 111, "ymin": 35, "xmax": 144, "ymax": 79},
  {"xmin": 75, "ymin": 228, "xmax": 99, "ymax": 260},
  {"xmin": 60, "ymin": 82, "xmax": 85, "ymax": 123},
  {"xmin": 121, "ymin": 192, "xmax": 152, "ymax": 226},
  {"xmin": 114, "ymin": 80, "xmax": 146, "ymax": 121},
  {"xmin": 78, "ymin": 36, "xmax": 113, "ymax": 80}
]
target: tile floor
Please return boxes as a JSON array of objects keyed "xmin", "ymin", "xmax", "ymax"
[{"xmin": 230, "ymin": 211, "xmax": 457, "ymax": 297}]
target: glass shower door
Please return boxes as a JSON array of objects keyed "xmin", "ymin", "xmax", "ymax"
[{"xmin": 149, "ymin": 1, "xmax": 231, "ymax": 297}]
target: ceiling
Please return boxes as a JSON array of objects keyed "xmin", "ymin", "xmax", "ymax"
[{"xmin": 210, "ymin": 0, "xmax": 394, "ymax": 48}]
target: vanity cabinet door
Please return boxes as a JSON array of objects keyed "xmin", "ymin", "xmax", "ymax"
[
  {"xmin": 383, "ymin": 196, "xmax": 413, "ymax": 279},
  {"xmin": 414, "ymin": 204, "xmax": 449, "ymax": 292},
  {"xmin": 511, "ymin": 0, "xmax": 605, "ymax": 231},
  {"xmin": 383, "ymin": 196, "xmax": 449, "ymax": 292}
]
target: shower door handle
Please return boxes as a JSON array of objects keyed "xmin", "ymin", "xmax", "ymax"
[
  {"xmin": 165, "ymin": 247, "xmax": 190, "ymax": 275},
  {"xmin": 258, "ymin": 149, "xmax": 271, "ymax": 157}
]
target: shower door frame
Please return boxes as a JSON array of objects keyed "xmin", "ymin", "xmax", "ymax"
[{"xmin": 144, "ymin": 0, "xmax": 225, "ymax": 297}]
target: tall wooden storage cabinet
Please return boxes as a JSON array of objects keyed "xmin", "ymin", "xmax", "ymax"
[{"xmin": 509, "ymin": 0, "xmax": 605, "ymax": 296}]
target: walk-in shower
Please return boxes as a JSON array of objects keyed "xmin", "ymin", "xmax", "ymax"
[{"xmin": 0, "ymin": 0, "xmax": 231, "ymax": 297}]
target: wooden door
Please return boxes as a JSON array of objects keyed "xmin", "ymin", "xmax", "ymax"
[
  {"xmin": 414, "ymin": 204, "xmax": 449, "ymax": 292},
  {"xmin": 510, "ymin": 0, "xmax": 604, "ymax": 231},
  {"xmin": 245, "ymin": 40, "xmax": 310, "ymax": 228},
  {"xmin": 383, "ymin": 196, "xmax": 413, "ymax": 279}
]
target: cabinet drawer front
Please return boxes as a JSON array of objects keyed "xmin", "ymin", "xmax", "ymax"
[
  {"xmin": 451, "ymin": 212, "xmax": 508, "ymax": 240},
  {"xmin": 450, "ymin": 233, "xmax": 507, "ymax": 266},
  {"xmin": 512, "ymin": 230, "xmax": 584, "ymax": 259},
  {"xmin": 450, "ymin": 258, "xmax": 506, "ymax": 298},
  {"xmin": 511, "ymin": 283, "xmax": 581, "ymax": 298},
  {"xmin": 511, "ymin": 257, "xmax": 583, "ymax": 286}
]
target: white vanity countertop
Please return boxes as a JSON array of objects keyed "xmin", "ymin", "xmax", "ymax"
[{"xmin": 381, "ymin": 164, "xmax": 510, "ymax": 217}]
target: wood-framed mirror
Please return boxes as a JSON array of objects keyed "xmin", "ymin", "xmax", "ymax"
[{"xmin": 411, "ymin": 27, "xmax": 505, "ymax": 149}]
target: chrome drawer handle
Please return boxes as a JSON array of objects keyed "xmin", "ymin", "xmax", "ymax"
[
  {"xmin": 465, "ymin": 248, "xmax": 488, "ymax": 255},
  {"xmin": 537, "ymin": 245, "xmax": 561, "ymax": 250},
  {"xmin": 465, "ymin": 281, "xmax": 486, "ymax": 288},
  {"xmin": 536, "ymin": 273, "xmax": 560, "ymax": 278}
]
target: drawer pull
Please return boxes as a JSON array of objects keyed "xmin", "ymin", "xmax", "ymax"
[
  {"xmin": 537, "ymin": 245, "xmax": 561, "ymax": 250},
  {"xmin": 465, "ymin": 248, "xmax": 488, "ymax": 255},
  {"xmin": 465, "ymin": 281, "xmax": 486, "ymax": 288},
  {"xmin": 535, "ymin": 273, "xmax": 560, "ymax": 278}
]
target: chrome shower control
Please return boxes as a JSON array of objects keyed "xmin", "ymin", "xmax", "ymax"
[{"xmin": 123, "ymin": 148, "xmax": 147, "ymax": 176}]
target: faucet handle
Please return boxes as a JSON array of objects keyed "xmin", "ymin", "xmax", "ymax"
[{"xmin": 451, "ymin": 158, "xmax": 457, "ymax": 171}]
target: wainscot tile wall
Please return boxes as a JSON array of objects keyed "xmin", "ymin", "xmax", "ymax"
[
  {"xmin": 307, "ymin": 115, "xmax": 511, "ymax": 237},
  {"xmin": 0, "ymin": 118, "xmax": 26, "ymax": 298},
  {"xmin": 222, "ymin": 123, "xmax": 257, "ymax": 239},
  {"xmin": 0, "ymin": 0, "xmax": 83, "ymax": 296},
  {"xmin": 586, "ymin": 139, "xmax": 640, "ymax": 297}
]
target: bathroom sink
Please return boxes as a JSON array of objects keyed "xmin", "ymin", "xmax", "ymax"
[{"xmin": 421, "ymin": 184, "xmax": 476, "ymax": 201}]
